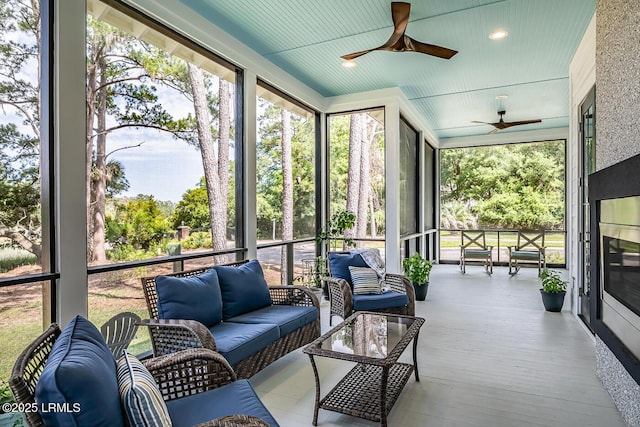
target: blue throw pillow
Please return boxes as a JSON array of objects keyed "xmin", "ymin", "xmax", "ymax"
[
  {"xmin": 213, "ymin": 260, "xmax": 272, "ymax": 320},
  {"xmin": 328, "ymin": 253, "xmax": 368, "ymax": 286},
  {"xmin": 155, "ymin": 268, "xmax": 223, "ymax": 327},
  {"xmin": 35, "ymin": 315, "xmax": 125, "ymax": 427}
]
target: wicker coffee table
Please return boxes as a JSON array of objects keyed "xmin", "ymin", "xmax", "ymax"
[{"xmin": 303, "ymin": 311, "xmax": 425, "ymax": 426}]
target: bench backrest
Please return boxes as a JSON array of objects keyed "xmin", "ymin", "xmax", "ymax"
[
  {"xmin": 141, "ymin": 260, "xmax": 248, "ymax": 321},
  {"xmin": 515, "ymin": 231, "xmax": 545, "ymax": 251},
  {"xmin": 461, "ymin": 230, "xmax": 489, "ymax": 250}
]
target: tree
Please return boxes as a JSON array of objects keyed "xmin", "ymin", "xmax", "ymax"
[
  {"xmin": 440, "ymin": 141, "xmax": 565, "ymax": 230},
  {"xmin": 186, "ymin": 64, "xmax": 230, "ymax": 261},
  {"xmin": 0, "ymin": 0, "xmax": 42, "ymax": 261},
  {"xmin": 170, "ymin": 178, "xmax": 210, "ymax": 229},
  {"xmin": 105, "ymin": 195, "xmax": 170, "ymax": 252},
  {"xmin": 86, "ymin": 17, "xmax": 194, "ymax": 262}
]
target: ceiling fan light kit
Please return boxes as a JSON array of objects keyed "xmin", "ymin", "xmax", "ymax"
[{"xmin": 340, "ymin": 2, "xmax": 458, "ymax": 61}]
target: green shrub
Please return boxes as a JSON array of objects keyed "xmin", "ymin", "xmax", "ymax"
[{"xmin": 0, "ymin": 248, "xmax": 38, "ymax": 273}]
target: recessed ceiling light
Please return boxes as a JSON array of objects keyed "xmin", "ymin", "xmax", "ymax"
[
  {"xmin": 496, "ymin": 95, "xmax": 509, "ymax": 100},
  {"xmin": 489, "ymin": 29, "xmax": 509, "ymax": 40},
  {"xmin": 341, "ymin": 59, "xmax": 357, "ymax": 69}
]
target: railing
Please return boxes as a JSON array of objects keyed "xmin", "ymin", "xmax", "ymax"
[{"xmin": 439, "ymin": 229, "xmax": 566, "ymax": 267}]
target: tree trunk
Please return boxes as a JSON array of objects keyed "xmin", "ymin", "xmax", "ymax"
[
  {"xmin": 218, "ymin": 78, "xmax": 230, "ymax": 247},
  {"xmin": 86, "ymin": 53, "xmax": 99, "ymax": 260},
  {"xmin": 91, "ymin": 55, "xmax": 108, "ymax": 263},
  {"xmin": 0, "ymin": 221, "xmax": 42, "ymax": 261},
  {"xmin": 356, "ymin": 117, "xmax": 374, "ymax": 246},
  {"xmin": 345, "ymin": 113, "xmax": 363, "ymax": 246},
  {"xmin": 188, "ymin": 64, "xmax": 226, "ymax": 261},
  {"xmin": 280, "ymin": 109, "xmax": 293, "ymax": 285}
]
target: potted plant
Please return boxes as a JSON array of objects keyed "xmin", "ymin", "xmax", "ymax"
[
  {"xmin": 402, "ymin": 253, "xmax": 432, "ymax": 301},
  {"xmin": 539, "ymin": 268, "xmax": 567, "ymax": 312},
  {"xmin": 317, "ymin": 210, "xmax": 356, "ymax": 299}
]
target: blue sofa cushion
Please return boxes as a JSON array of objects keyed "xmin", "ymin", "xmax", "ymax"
[
  {"xmin": 328, "ymin": 253, "xmax": 368, "ymax": 286},
  {"xmin": 227, "ymin": 305, "xmax": 318, "ymax": 337},
  {"xmin": 214, "ymin": 260, "xmax": 272, "ymax": 320},
  {"xmin": 35, "ymin": 315, "xmax": 125, "ymax": 427},
  {"xmin": 352, "ymin": 291, "xmax": 409, "ymax": 312},
  {"xmin": 166, "ymin": 379, "xmax": 279, "ymax": 427},
  {"xmin": 116, "ymin": 351, "xmax": 172, "ymax": 427},
  {"xmin": 155, "ymin": 269, "xmax": 223, "ymax": 327},
  {"xmin": 208, "ymin": 322, "xmax": 280, "ymax": 366}
]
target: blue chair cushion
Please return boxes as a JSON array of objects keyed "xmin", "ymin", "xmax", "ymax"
[
  {"xmin": 208, "ymin": 322, "xmax": 280, "ymax": 366},
  {"xmin": 155, "ymin": 269, "xmax": 223, "ymax": 327},
  {"xmin": 35, "ymin": 315, "xmax": 125, "ymax": 427},
  {"xmin": 464, "ymin": 249, "xmax": 490, "ymax": 257},
  {"xmin": 214, "ymin": 260, "xmax": 272, "ymax": 320},
  {"xmin": 352, "ymin": 291, "xmax": 410, "ymax": 312},
  {"xmin": 166, "ymin": 379, "xmax": 279, "ymax": 427},
  {"xmin": 511, "ymin": 250, "xmax": 543, "ymax": 259},
  {"xmin": 328, "ymin": 253, "xmax": 368, "ymax": 286},
  {"xmin": 227, "ymin": 305, "xmax": 318, "ymax": 336}
]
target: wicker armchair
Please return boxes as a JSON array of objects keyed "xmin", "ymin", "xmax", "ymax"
[
  {"xmin": 9, "ymin": 323, "xmax": 271, "ymax": 427},
  {"xmin": 141, "ymin": 260, "xmax": 320, "ymax": 379},
  {"xmin": 323, "ymin": 252, "xmax": 415, "ymax": 325}
]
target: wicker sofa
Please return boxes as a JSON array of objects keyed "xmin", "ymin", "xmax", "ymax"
[
  {"xmin": 142, "ymin": 259, "xmax": 321, "ymax": 379},
  {"xmin": 10, "ymin": 316, "xmax": 278, "ymax": 427}
]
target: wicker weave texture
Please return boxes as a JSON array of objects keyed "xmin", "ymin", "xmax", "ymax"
[
  {"xmin": 141, "ymin": 260, "xmax": 321, "ymax": 379},
  {"xmin": 320, "ymin": 363, "xmax": 414, "ymax": 422},
  {"xmin": 10, "ymin": 326, "xmax": 273, "ymax": 427},
  {"xmin": 9, "ymin": 323, "xmax": 60, "ymax": 427}
]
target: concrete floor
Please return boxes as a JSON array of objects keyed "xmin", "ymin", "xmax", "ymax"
[{"xmin": 250, "ymin": 264, "xmax": 626, "ymax": 427}]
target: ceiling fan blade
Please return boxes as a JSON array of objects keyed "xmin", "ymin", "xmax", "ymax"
[
  {"xmin": 407, "ymin": 36, "xmax": 458, "ymax": 59},
  {"xmin": 502, "ymin": 119, "xmax": 542, "ymax": 128},
  {"xmin": 471, "ymin": 120, "xmax": 490, "ymax": 124},
  {"xmin": 341, "ymin": 49, "xmax": 375, "ymax": 61},
  {"xmin": 488, "ymin": 128, "xmax": 499, "ymax": 134},
  {"xmin": 390, "ymin": 2, "xmax": 411, "ymax": 35},
  {"xmin": 341, "ymin": 2, "xmax": 410, "ymax": 60}
]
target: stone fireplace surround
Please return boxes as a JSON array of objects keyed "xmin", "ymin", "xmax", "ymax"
[{"xmin": 589, "ymin": 153, "xmax": 640, "ymax": 426}]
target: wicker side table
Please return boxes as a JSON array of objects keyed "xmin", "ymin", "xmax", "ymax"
[{"xmin": 303, "ymin": 311, "xmax": 424, "ymax": 427}]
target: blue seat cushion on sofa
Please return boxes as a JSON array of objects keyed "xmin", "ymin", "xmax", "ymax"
[
  {"xmin": 352, "ymin": 291, "xmax": 409, "ymax": 312},
  {"xmin": 35, "ymin": 315, "xmax": 125, "ymax": 427},
  {"xmin": 213, "ymin": 260, "xmax": 273, "ymax": 320},
  {"xmin": 227, "ymin": 305, "xmax": 318, "ymax": 336},
  {"xmin": 208, "ymin": 322, "xmax": 280, "ymax": 366},
  {"xmin": 328, "ymin": 253, "xmax": 368, "ymax": 286},
  {"xmin": 155, "ymin": 268, "xmax": 223, "ymax": 327},
  {"xmin": 166, "ymin": 379, "xmax": 279, "ymax": 427}
]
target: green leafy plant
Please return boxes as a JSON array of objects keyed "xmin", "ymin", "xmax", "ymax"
[
  {"xmin": 317, "ymin": 210, "xmax": 356, "ymax": 251},
  {"xmin": 540, "ymin": 268, "xmax": 567, "ymax": 293},
  {"xmin": 402, "ymin": 253, "xmax": 432, "ymax": 286}
]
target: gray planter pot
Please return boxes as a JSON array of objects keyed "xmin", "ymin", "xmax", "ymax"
[{"xmin": 540, "ymin": 289, "xmax": 566, "ymax": 312}]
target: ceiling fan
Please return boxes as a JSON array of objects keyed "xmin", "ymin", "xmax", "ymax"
[
  {"xmin": 341, "ymin": 2, "xmax": 458, "ymax": 61},
  {"xmin": 472, "ymin": 110, "xmax": 542, "ymax": 134}
]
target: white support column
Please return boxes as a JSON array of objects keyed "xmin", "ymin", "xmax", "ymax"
[
  {"xmin": 385, "ymin": 102, "xmax": 401, "ymax": 273},
  {"xmin": 418, "ymin": 131, "xmax": 426, "ymax": 256},
  {"xmin": 244, "ymin": 71, "xmax": 258, "ymax": 259},
  {"xmin": 55, "ymin": 0, "xmax": 88, "ymax": 326}
]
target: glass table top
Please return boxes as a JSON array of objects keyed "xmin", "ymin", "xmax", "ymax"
[{"xmin": 316, "ymin": 312, "xmax": 418, "ymax": 359}]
